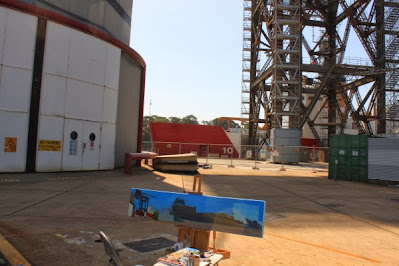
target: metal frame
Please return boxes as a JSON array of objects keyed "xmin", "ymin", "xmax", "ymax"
[{"xmin": 242, "ymin": 0, "xmax": 399, "ymax": 146}]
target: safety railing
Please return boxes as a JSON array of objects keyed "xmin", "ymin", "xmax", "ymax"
[
  {"xmin": 142, "ymin": 141, "xmax": 329, "ymax": 171},
  {"xmin": 302, "ymin": 56, "xmax": 373, "ymax": 67}
]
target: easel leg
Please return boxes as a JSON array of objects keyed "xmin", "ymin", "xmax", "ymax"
[
  {"xmin": 197, "ymin": 175, "xmax": 202, "ymax": 193},
  {"xmin": 190, "ymin": 174, "xmax": 203, "ymax": 195},
  {"xmin": 192, "ymin": 176, "xmax": 197, "ymax": 192}
]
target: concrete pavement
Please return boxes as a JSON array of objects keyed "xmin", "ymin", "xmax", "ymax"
[{"xmin": 0, "ymin": 163, "xmax": 398, "ymax": 265}]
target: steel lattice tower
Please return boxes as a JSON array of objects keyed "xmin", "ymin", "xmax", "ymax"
[{"xmin": 243, "ymin": 0, "xmax": 399, "ymax": 146}]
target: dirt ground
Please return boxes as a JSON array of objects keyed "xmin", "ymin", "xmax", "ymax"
[{"xmin": 0, "ymin": 161, "xmax": 398, "ymax": 265}]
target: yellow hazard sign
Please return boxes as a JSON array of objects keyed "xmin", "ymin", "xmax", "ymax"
[
  {"xmin": 38, "ymin": 140, "xmax": 62, "ymax": 151},
  {"xmin": 294, "ymin": 148, "xmax": 301, "ymax": 153},
  {"xmin": 4, "ymin": 137, "xmax": 17, "ymax": 152}
]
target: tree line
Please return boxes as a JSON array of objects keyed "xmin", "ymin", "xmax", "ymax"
[{"xmin": 142, "ymin": 115, "xmax": 240, "ymax": 141}]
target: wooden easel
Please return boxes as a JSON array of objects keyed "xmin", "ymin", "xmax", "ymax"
[
  {"xmin": 174, "ymin": 174, "xmax": 231, "ymax": 259},
  {"xmin": 191, "ymin": 174, "xmax": 203, "ymax": 195}
]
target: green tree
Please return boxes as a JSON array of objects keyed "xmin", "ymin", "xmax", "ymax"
[
  {"xmin": 181, "ymin": 115, "xmax": 199, "ymax": 125},
  {"xmin": 169, "ymin": 116, "xmax": 182, "ymax": 124},
  {"xmin": 142, "ymin": 115, "xmax": 170, "ymax": 141},
  {"xmin": 209, "ymin": 118, "xmax": 241, "ymax": 130}
]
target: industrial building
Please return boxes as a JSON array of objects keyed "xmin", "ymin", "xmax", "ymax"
[{"xmin": 0, "ymin": 0, "xmax": 145, "ymax": 172}]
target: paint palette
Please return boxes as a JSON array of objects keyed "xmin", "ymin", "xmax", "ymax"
[{"xmin": 128, "ymin": 188, "xmax": 266, "ymax": 238}]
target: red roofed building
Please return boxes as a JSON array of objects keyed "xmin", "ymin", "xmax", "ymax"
[{"xmin": 149, "ymin": 122, "xmax": 239, "ymax": 158}]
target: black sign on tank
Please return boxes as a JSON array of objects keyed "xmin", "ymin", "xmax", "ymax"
[{"xmin": 89, "ymin": 133, "xmax": 96, "ymax": 141}]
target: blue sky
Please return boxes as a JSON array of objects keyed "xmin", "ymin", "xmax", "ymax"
[
  {"xmin": 130, "ymin": 0, "xmax": 243, "ymax": 122},
  {"xmin": 130, "ymin": 1, "xmax": 368, "ymax": 122}
]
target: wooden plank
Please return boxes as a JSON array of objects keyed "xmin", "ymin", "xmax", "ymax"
[
  {"xmin": 155, "ymin": 153, "xmax": 198, "ymax": 163},
  {"xmin": 154, "ymin": 164, "xmax": 198, "ymax": 172},
  {"xmin": 128, "ymin": 188, "xmax": 266, "ymax": 238}
]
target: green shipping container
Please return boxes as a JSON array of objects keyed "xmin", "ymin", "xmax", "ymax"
[
  {"xmin": 359, "ymin": 135, "xmax": 368, "ymax": 148},
  {"xmin": 350, "ymin": 166, "xmax": 360, "ymax": 182},
  {"xmin": 359, "ymin": 167, "xmax": 368, "ymax": 182},
  {"xmin": 339, "ymin": 135, "xmax": 347, "ymax": 148},
  {"xmin": 329, "ymin": 135, "xmax": 339, "ymax": 148},
  {"xmin": 329, "ymin": 134, "xmax": 368, "ymax": 182}
]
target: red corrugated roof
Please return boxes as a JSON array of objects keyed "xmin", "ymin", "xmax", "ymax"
[{"xmin": 149, "ymin": 122, "xmax": 233, "ymax": 144}]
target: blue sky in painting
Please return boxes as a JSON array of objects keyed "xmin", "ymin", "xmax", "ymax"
[{"xmin": 131, "ymin": 188, "xmax": 265, "ymax": 224}]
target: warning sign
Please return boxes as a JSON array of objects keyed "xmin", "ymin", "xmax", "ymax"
[
  {"xmin": 4, "ymin": 137, "xmax": 17, "ymax": 152},
  {"xmin": 38, "ymin": 140, "xmax": 62, "ymax": 151}
]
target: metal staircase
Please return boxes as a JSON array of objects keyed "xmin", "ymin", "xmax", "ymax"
[
  {"xmin": 385, "ymin": 1, "xmax": 399, "ymax": 125},
  {"xmin": 241, "ymin": 0, "xmax": 252, "ymax": 118},
  {"xmin": 270, "ymin": 0, "xmax": 301, "ymax": 129}
]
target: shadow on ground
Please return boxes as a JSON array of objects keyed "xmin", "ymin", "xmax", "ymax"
[{"xmin": 0, "ymin": 166, "xmax": 398, "ymax": 265}]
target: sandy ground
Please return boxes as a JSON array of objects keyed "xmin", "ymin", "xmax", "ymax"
[{"xmin": 0, "ymin": 161, "xmax": 398, "ymax": 265}]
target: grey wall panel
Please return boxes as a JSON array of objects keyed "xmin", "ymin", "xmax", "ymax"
[
  {"xmin": 116, "ymin": 0, "xmax": 133, "ymax": 17},
  {"xmin": 368, "ymin": 138, "xmax": 399, "ymax": 181},
  {"xmin": 270, "ymin": 129, "xmax": 301, "ymax": 163},
  {"xmin": 69, "ymin": 0, "xmax": 105, "ymax": 26},
  {"xmin": 104, "ymin": 1, "xmax": 130, "ymax": 44},
  {"xmin": 21, "ymin": 0, "xmax": 132, "ymax": 45},
  {"xmin": 115, "ymin": 52, "xmax": 142, "ymax": 167}
]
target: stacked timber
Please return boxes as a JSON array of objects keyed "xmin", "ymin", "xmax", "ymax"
[{"xmin": 154, "ymin": 153, "xmax": 198, "ymax": 172}]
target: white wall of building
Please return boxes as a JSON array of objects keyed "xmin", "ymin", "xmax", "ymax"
[
  {"xmin": 0, "ymin": 7, "xmax": 37, "ymax": 172},
  {"xmin": 0, "ymin": 3, "xmax": 145, "ymax": 173},
  {"xmin": 36, "ymin": 21, "xmax": 121, "ymax": 172},
  {"xmin": 0, "ymin": 6, "xmax": 126, "ymax": 172},
  {"xmin": 226, "ymin": 132, "xmax": 241, "ymax": 158},
  {"xmin": 302, "ymin": 94, "xmax": 360, "ymax": 142}
]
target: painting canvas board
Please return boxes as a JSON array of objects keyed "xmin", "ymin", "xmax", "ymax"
[{"xmin": 128, "ymin": 188, "xmax": 266, "ymax": 238}]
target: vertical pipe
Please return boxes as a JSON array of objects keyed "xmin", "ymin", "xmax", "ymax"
[
  {"xmin": 376, "ymin": 0, "xmax": 386, "ymax": 134},
  {"xmin": 26, "ymin": 19, "xmax": 47, "ymax": 173},
  {"xmin": 206, "ymin": 144, "xmax": 209, "ymax": 165},
  {"xmin": 229, "ymin": 144, "xmax": 234, "ymax": 168},
  {"xmin": 326, "ymin": 3, "xmax": 338, "ymax": 137}
]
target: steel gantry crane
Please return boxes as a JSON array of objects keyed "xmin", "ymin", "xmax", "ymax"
[{"xmin": 241, "ymin": 0, "xmax": 399, "ymax": 147}]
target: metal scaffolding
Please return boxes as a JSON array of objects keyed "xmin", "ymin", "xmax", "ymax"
[
  {"xmin": 241, "ymin": 0, "xmax": 252, "ymax": 119},
  {"xmin": 243, "ymin": 0, "xmax": 399, "ymax": 146}
]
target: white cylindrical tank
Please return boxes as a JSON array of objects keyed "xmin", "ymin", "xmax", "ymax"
[{"xmin": 0, "ymin": 1, "xmax": 145, "ymax": 173}]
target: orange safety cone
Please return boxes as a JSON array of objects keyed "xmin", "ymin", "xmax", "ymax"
[{"xmin": 279, "ymin": 162, "xmax": 286, "ymax": 171}]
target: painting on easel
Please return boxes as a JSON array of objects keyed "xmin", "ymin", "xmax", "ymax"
[{"xmin": 128, "ymin": 188, "xmax": 266, "ymax": 238}]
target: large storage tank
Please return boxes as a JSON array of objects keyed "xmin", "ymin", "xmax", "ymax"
[{"xmin": 0, "ymin": 0, "xmax": 145, "ymax": 172}]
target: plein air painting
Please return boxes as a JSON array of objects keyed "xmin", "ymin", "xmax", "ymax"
[{"xmin": 128, "ymin": 188, "xmax": 266, "ymax": 238}]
